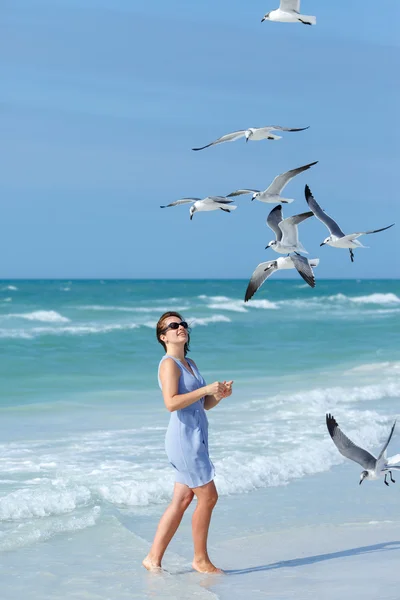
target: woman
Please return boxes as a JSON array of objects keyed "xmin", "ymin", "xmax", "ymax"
[{"xmin": 142, "ymin": 311, "xmax": 233, "ymax": 574}]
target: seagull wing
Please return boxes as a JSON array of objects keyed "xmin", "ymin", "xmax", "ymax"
[
  {"xmin": 265, "ymin": 162, "xmax": 318, "ymax": 195},
  {"xmin": 160, "ymin": 198, "xmax": 199, "ymax": 208},
  {"xmin": 362, "ymin": 224, "xmax": 395, "ymax": 236},
  {"xmin": 304, "ymin": 185, "xmax": 345, "ymax": 237},
  {"xmin": 280, "ymin": 0, "xmax": 300, "ymax": 13},
  {"xmin": 377, "ymin": 420, "xmax": 396, "ymax": 461},
  {"xmin": 269, "ymin": 124, "xmax": 309, "ymax": 132},
  {"xmin": 387, "ymin": 453, "xmax": 400, "ymax": 466},
  {"xmin": 291, "ymin": 254, "xmax": 316, "ymax": 288},
  {"xmin": 227, "ymin": 189, "xmax": 260, "ymax": 198},
  {"xmin": 244, "ymin": 261, "xmax": 278, "ymax": 302},
  {"xmin": 266, "ymin": 205, "xmax": 284, "ymax": 241},
  {"xmin": 326, "ymin": 414, "xmax": 377, "ymax": 469},
  {"xmin": 192, "ymin": 130, "xmax": 246, "ymax": 151},
  {"xmin": 279, "ymin": 211, "xmax": 313, "ymax": 246},
  {"xmin": 202, "ymin": 196, "xmax": 235, "ymax": 205}
]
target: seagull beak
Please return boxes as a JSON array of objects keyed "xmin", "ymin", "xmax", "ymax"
[
  {"xmin": 261, "ymin": 17, "xmax": 266, "ymax": 22},
  {"xmin": 190, "ymin": 214, "xmax": 193, "ymax": 221},
  {"xmin": 320, "ymin": 242, "xmax": 325, "ymax": 247},
  {"xmin": 359, "ymin": 479, "xmax": 363, "ymax": 485}
]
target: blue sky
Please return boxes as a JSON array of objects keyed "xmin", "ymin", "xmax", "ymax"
[{"xmin": 1, "ymin": 0, "xmax": 399, "ymax": 279}]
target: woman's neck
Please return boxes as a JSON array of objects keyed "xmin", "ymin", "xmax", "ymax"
[{"xmin": 165, "ymin": 346, "xmax": 186, "ymax": 361}]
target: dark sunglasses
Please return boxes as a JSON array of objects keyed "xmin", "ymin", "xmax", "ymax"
[{"xmin": 162, "ymin": 321, "xmax": 189, "ymax": 333}]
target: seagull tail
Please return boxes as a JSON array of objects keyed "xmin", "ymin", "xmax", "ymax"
[
  {"xmin": 309, "ymin": 259, "xmax": 320, "ymax": 268},
  {"xmin": 299, "ymin": 14, "xmax": 316, "ymax": 25}
]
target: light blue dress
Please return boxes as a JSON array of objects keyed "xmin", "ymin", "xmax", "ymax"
[{"xmin": 158, "ymin": 355, "xmax": 215, "ymax": 488}]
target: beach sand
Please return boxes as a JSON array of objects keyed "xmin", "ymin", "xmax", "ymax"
[{"xmin": 2, "ymin": 515, "xmax": 400, "ymax": 600}]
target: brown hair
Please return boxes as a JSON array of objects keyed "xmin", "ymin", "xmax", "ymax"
[{"xmin": 156, "ymin": 311, "xmax": 191, "ymax": 356}]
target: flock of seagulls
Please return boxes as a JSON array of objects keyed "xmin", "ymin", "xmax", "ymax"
[
  {"xmin": 160, "ymin": 0, "xmax": 395, "ymax": 301},
  {"xmin": 160, "ymin": 1, "xmax": 399, "ymax": 489}
]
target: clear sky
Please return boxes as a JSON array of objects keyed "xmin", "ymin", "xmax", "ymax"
[{"xmin": 1, "ymin": 0, "xmax": 399, "ymax": 279}]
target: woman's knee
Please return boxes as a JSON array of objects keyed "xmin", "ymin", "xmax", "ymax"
[
  {"xmin": 199, "ymin": 490, "xmax": 218, "ymax": 509},
  {"xmin": 174, "ymin": 491, "xmax": 194, "ymax": 512}
]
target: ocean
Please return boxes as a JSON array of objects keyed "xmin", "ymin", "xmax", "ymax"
[{"xmin": 1, "ymin": 279, "xmax": 400, "ymax": 599}]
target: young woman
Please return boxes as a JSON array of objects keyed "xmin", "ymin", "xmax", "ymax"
[{"xmin": 142, "ymin": 311, "xmax": 233, "ymax": 574}]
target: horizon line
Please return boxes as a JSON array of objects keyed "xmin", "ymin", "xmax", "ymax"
[{"xmin": 1, "ymin": 277, "xmax": 399, "ymax": 282}]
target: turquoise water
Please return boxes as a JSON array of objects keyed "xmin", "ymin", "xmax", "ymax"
[{"xmin": 1, "ymin": 279, "xmax": 400, "ymax": 598}]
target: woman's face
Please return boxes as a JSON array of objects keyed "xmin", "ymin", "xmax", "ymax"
[{"xmin": 161, "ymin": 316, "xmax": 188, "ymax": 346}]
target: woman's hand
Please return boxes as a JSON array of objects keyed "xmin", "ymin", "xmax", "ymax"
[
  {"xmin": 204, "ymin": 381, "xmax": 226, "ymax": 398},
  {"xmin": 218, "ymin": 380, "xmax": 233, "ymax": 400}
]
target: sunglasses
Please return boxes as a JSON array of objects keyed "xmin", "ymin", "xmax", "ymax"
[{"xmin": 161, "ymin": 321, "xmax": 189, "ymax": 333}]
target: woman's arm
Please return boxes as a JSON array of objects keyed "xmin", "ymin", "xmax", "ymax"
[
  {"xmin": 203, "ymin": 395, "xmax": 221, "ymax": 411},
  {"xmin": 160, "ymin": 358, "xmax": 224, "ymax": 412}
]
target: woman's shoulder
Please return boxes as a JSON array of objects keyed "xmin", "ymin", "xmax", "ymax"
[{"xmin": 159, "ymin": 356, "xmax": 181, "ymax": 372}]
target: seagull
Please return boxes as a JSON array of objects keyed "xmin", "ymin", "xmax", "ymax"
[
  {"xmin": 265, "ymin": 204, "xmax": 313, "ymax": 254},
  {"xmin": 305, "ymin": 185, "xmax": 395, "ymax": 262},
  {"xmin": 326, "ymin": 414, "xmax": 400, "ymax": 486},
  {"xmin": 245, "ymin": 254, "xmax": 319, "ymax": 301},
  {"xmin": 192, "ymin": 125, "xmax": 309, "ymax": 151},
  {"xmin": 160, "ymin": 196, "xmax": 237, "ymax": 220},
  {"xmin": 227, "ymin": 161, "xmax": 318, "ymax": 204},
  {"xmin": 261, "ymin": 1, "xmax": 316, "ymax": 25}
]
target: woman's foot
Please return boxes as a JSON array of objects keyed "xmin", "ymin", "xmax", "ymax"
[
  {"xmin": 192, "ymin": 558, "xmax": 224, "ymax": 574},
  {"xmin": 142, "ymin": 555, "xmax": 162, "ymax": 571}
]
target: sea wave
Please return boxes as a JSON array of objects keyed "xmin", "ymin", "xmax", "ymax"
[
  {"xmin": 0, "ymin": 507, "xmax": 100, "ymax": 552},
  {"xmin": 0, "ymin": 486, "xmax": 91, "ymax": 521},
  {"xmin": 1, "ymin": 285, "xmax": 18, "ymax": 291},
  {"xmin": 346, "ymin": 293, "xmax": 400, "ymax": 305},
  {"xmin": 0, "ymin": 323, "xmax": 140, "ymax": 339},
  {"xmin": 277, "ymin": 292, "xmax": 400, "ymax": 310},
  {"xmin": 76, "ymin": 305, "xmax": 190, "ymax": 313},
  {"xmin": 204, "ymin": 295, "xmax": 278, "ymax": 312},
  {"xmin": 4, "ymin": 310, "xmax": 70, "ymax": 323}
]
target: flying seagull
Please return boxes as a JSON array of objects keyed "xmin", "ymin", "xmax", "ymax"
[
  {"xmin": 192, "ymin": 125, "xmax": 309, "ymax": 151},
  {"xmin": 265, "ymin": 204, "xmax": 313, "ymax": 254},
  {"xmin": 160, "ymin": 196, "xmax": 237, "ymax": 220},
  {"xmin": 262, "ymin": 1, "xmax": 316, "ymax": 25},
  {"xmin": 245, "ymin": 254, "xmax": 319, "ymax": 301},
  {"xmin": 227, "ymin": 161, "xmax": 318, "ymax": 204},
  {"xmin": 326, "ymin": 414, "xmax": 400, "ymax": 486},
  {"xmin": 305, "ymin": 185, "xmax": 395, "ymax": 262}
]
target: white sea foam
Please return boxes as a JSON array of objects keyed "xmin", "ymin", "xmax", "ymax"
[
  {"xmin": 203, "ymin": 296, "xmax": 248, "ymax": 312},
  {"xmin": 347, "ymin": 293, "xmax": 400, "ymax": 305},
  {"xmin": 246, "ymin": 299, "xmax": 279, "ymax": 310},
  {"xmin": 2, "ymin": 297, "xmax": 12, "ymax": 302},
  {"xmin": 5, "ymin": 310, "xmax": 70, "ymax": 323},
  {"xmin": 0, "ymin": 486, "xmax": 91, "ymax": 520},
  {"xmin": 0, "ymin": 322, "xmax": 140, "ymax": 339},
  {"xmin": 0, "ymin": 506, "xmax": 100, "ymax": 552},
  {"xmin": 190, "ymin": 315, "xmax": 231, "ymax": 326},
  {"xmin": 277, "ymin": 292, "xmax": 400, "ymax": 311},
  {"xmin": 77, "ymin": 305, "xmax": 189, "ymax": 313},
  {"xmin": 207, "ymin": 301, "xmax": 248, "ymax": 312},
  {"xmin": 2, "ymin": 285, "xmax": 18, "ymax": 291}
]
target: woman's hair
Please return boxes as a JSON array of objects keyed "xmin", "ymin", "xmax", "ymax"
[{"xmin": 156, "ymin": 311, "xmax": 191, "ymax": 356}]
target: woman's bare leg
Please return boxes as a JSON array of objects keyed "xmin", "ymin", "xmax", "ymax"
[
  {"xmin": 191, "ymin": 480, "xmax": 222, "ymax": 573},
  {"xmin": 142, "ymin": 482, "xmax": 194, "ymax": 570}
]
